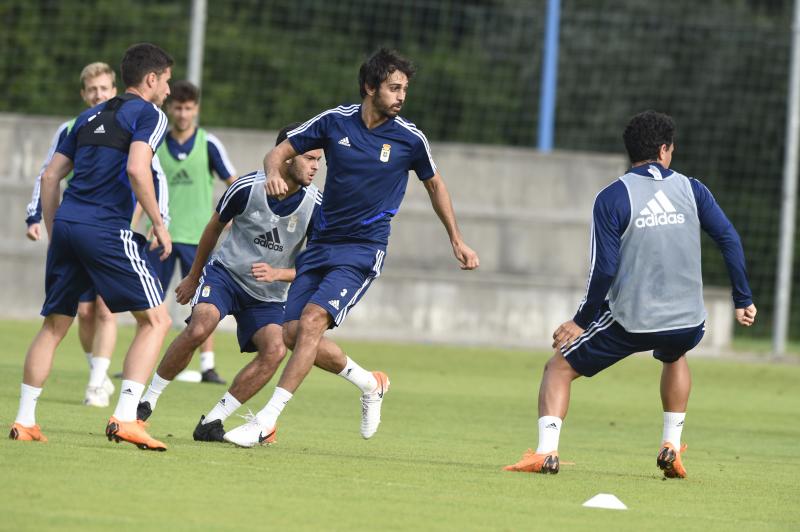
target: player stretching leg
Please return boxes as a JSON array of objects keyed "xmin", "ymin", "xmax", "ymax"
[
  {"xmin": 9, "ymin": 44, "xmax": 175, "ymax": 451},
  {"xmin": 24, "ymin": 62, "xmax": 120, "ymax": 407},
  {"xmin": 504, "ymin": 111, "xmax": 756, "ymax": 477},
  {"xmin": 224, "ymin": 49, "xmax": 479, "ymax": 447},
  {"xmin": 138, "ymin": 124, "xmax": 324, "ymax": 442}
]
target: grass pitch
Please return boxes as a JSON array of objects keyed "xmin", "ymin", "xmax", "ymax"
[{"xmin": 1, "ymin": 319, "xmax": 798, "ymax": 531}]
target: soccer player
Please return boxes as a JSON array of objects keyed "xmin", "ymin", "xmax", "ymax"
[
  {"xmin": 222, "ymin": 48, "xmax": 479, "ymax": 447},
  {"xmin": 9, "ymin": 43, "xmax": 175, "ymax": 451},
  {"xmin": 145, "ymin": 80, "xmax": 238, "ymax": 384},
  {"xmin": 504, "ymin": 110, "xmax": 757, "ymax": 478},
  {"xmin": 137, "ymin": 123, "xmax": 322, "ymax": 442},
  {"xmin": 25, "ymin": 62, "xmax": 119, "ymax": 408}
]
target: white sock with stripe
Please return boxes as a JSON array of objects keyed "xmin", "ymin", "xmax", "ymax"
[
  {"xmin": 256, "ymin": 387, "xmax": 293, "ymax": 429},
  {"xmin": 205, "ymin": 392, "xmax": 241, "ymax": 424},
  {"xmin": 536, "ymin": 416, "xmax": 563, "ymax": 454},
  {"xmin": 662, "ymin": 412, "xmax": 686, "ymax": 447},
  {"xmin": 113, "ymin": 380, "xmax": 145, "ymax": 422},
  {"xmin": 338, "ymin": 356, "xmax": 378, "ymax": 393},
  {"xmin": 141, "ymin": 373, "xmax": 171, "ymax": 409},
  {"xmin": 16, "ymin": 383, "xmax": 43, "ymax": 426}
]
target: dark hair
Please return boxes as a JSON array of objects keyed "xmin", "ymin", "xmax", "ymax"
[
  {"xmin": 168, "ymin": 80, "xmax": 200, "ymax": 104},
  {"xmin": 276, "ymin": 122, "xmax": 303, "ymax": 146},
  {"xmin": 623, "ymin": 110, "xmax": 676, "ymax": 163},
  {"xmin": 121, "ymin": 43, "xmax": 174, "ymax": 87},
  {"xmin": 358, "ymin": 48, "xmax": 416, "ymax": 98}
]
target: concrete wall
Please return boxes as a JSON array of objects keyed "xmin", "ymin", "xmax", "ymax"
[{"xmin": 0, "ymin": 112, "xmax": 734, "ymax": 353}]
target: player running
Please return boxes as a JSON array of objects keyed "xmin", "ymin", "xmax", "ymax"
[
  {"xmin": 222, "ymin": 48, "xmax": 479, "ymax": 447},
  {"xmin": 504, "ymin": 110, "xmax": 757, "ymax": 478},
  {"xmin": 143, "ymin": 80, "xmax": 238, "ymax": 384},
  {"xmin": 138, "ymin": 124, "xmax": 338, "ymax": 443},
  {"xmin": 9, "ymin": 43, "xmax": 175, "ymax": 451},
  {"xmin": 25, "ymin": 62, "xmax": 119, "ymax": 408}
]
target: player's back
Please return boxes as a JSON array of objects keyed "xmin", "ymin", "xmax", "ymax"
[
  {"xmin": 607, "ymin": 165, "xmax": 706, "ymax": 332},
  {"xmin": 56, "ymin": 94, "xmax": 167, "ymax": 230}
]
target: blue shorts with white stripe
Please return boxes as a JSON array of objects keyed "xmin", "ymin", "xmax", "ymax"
[
  {"xmin": 561, "ymin": 302, "xmax": 705, "ymax": 377},
  {"xmin": 41, "ymin": 220, "xmax": 164, "ymax": 316},
  {"xmin": 284, "ymin": 242, "xmax": 386, "ymax": 328}
]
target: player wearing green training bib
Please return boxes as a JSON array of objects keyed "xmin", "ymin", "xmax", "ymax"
[{"xmin": 145, "ymin": 80, "xmax": 237, "ymax": 384}]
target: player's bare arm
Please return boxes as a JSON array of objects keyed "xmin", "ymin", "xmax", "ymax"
[
  {"xmin": 128, "ymin": 141, "xmax": 171, "ymax": 260},
  {"xmin": 263, "ymin": 139, "xmax": 298, "ymax": 197},
  {"xmin": 40, "ymin": 152, "xmax": 74, "ymax": 239},
  {"xmin": 251, "ymin": 263, "xmax": 296, "ymax": 283},
  {"xmin": 422, "ymin": 172, "xmax": 479, "ymax": 270},
  {"xmin": 174, "ymin": 212, "xmax": 227, "ymax": 304},
  {"xmin": 735, "ymin": 304, "xmax": 757, "ymax": 327}
]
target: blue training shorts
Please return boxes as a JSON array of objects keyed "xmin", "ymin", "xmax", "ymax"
[
  {"xmin": 190, "ymin": 259, "xmax": 285, "ymax": 352},
  {"xmin": 147, "ymin": 242, "xmax": 197, "ymax": 287},
  {"xmin": 561, "ymin": 303, "xmax": 705, "ymax": 377},
  {"xmin": 284, "ymin": 242, "xmax": 386, "ymax": 328},
  {"xmin": 42, "ymin": 221, "xmax": 164, "ymax": 316}
]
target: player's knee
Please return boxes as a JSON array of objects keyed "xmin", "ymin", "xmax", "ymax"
[
  {"xmin": 260, "ymin": 341, "xmax": 287, "ymax": 366},
  {"xmin": 282, "ymin": 324, "xmax": 297, "ymax": 350},
  {"xmin": 185, "ymin": 320, "xmax": 212, "ymax": 344},
  {"xmin": 95, "ymin": 303, "xmax": 114, "ymax": 323},
  {"xmin": 77, "ymin": 304, "xmax": 95, "ymax": 323},
  {"xmin": 298, "ymin": 306, "xmax": 330, "ymax": 334}
]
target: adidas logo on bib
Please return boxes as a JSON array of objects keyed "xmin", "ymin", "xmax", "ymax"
[
  {"xmin": 94, "ymin": 124, "xmax": 106, "ymax": 134},
  {"xmin": 635, "ymin": 190, "xmax": 685, "ymax": 228}
]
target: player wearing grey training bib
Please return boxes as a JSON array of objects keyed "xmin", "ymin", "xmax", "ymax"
[
  {"xmin": 137, "ymin": 123, "xmax": 323, "ymax": 443},
  {"xmin": 506, "ymin": 110, "xmax": 757, "ymax": 479}
]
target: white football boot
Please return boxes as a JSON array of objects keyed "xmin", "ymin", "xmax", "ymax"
[
  {"xmin": 360, "ymin": 371, "xmax": 390, "ymax": 439},
  {"xmin": 223, "ymin": 413, "xmax": 277, "ymax": 448},
  {"xmin": 84, "ymin": 386, "xmax": 110, "ymax": 408}
]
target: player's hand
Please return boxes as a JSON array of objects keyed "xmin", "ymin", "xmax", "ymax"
[
  {"xmin": 175, "ymin": 275, "xmax": 200, "ymax": 305},
  {"xmin": 151, "ymin": 224, "xmax": 172, "ymax": 261},
  {"xmin": 452, "ymin": 240, "xmax": 479, "ymax": 270},
  {"xmin": 252, "ymin": 263, "xmax": 279, "ymax": 283},
  {"xmin": 265, "ymin": 175, "xmax": 288, "ymax": 198},
  {"xmin": 26, "ymin": 223, "xmax": 41, "ymax": 241},
  {"xmin": 552, "ymin": 320, "xmax": 585, "ymax": 350},
  {"xmin": 735, "ymin": 304, "xmax": 757, "ymax": 327}
]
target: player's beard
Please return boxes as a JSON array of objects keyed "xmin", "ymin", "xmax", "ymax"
[{"xmin": 373, "ymin": 93, "xmax": 401, "ymax": 118}]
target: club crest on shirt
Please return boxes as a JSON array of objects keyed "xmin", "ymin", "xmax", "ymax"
[
  {"xmin": 287, "ymin": 214, "xmax": 298, "ymax": 233},
  {"xmin": 202, "ymin": 285, "xmax": 211, "ymax": 298},
  {"xmin": 380, "ymin": 144, "xmax": 391, "ymax": 163}
]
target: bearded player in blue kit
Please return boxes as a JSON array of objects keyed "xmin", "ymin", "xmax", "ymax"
[{"xmin": 222, "ymin": 48, "xmax": 480, "ymax": 447}]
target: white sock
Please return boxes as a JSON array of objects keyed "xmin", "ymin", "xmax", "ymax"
[
  {"xmin": 338, "ymin": 356, "xmax": 378, "ymax": 393},
  {"xmin": 141, "ymin": 373, "xmax": 171, "ymax": 409},
  {"xmin": 255, "ymin": 387, "xmax": 293, "ymax": 428},
  {"xmin": 662, "ymin": 412, "xmax": 686, "ymax": 448},
  {"xmin": 88, "ymin": 357, "xmax": 111, "ymax": 388},
  {"xmin": 112, "ymin": 380, "xmax": 145, "ymax": 422},
  {"xmin": 199, "ymin": 351, "xmax": 215, "ymax": 372},
  {"xmin": 15, "ymin": 383, "xmax": 43, "ymax": 426},
  {"xmin": 536, "ymin": 416, "xmax": 563, "ymax": 454},
  {"xmin": 85, "ymin": 352, "xmax": 93, "ymax": 369},
  {"xmin": 205, "ymin": 392, "xmax": 241, "ymax": 424}
]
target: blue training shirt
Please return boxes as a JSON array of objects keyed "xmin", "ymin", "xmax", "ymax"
[
  {"xmin": 573, "ymin": 162, "xmax": 753, "ymax": 329},
  {"xmin": 55, "ymin": 94, "xmax": 168, "ymax": 230},
  {"xmin": 287, "ymin": 104, "xmax": 437, "ymax": 246}
]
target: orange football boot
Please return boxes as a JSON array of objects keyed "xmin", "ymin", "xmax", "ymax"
[
  {"xmin": 9, "ymin": 423, "xmax": 48, "ymax": 442},
  {"xmin": 504, "ymin": 449, "xmax": 560, "ymax": 474},
  {"xmin": 657, "ymin": 442, "xmax": 688, "ymax": 478},
  {"xmin": 106, "ymin": 416, "xmax": 167, "ymax": 451}
]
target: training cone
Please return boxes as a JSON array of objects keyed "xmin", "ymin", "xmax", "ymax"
[{"xmin": 582, "ymin": 493, "xmax": 627, "ymax": 510}]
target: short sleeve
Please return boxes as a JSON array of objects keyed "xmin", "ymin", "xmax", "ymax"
[
  {"xmin": 207, "ymin": 132, "xmax": 237, "ymax": 180},
  {"xmin": 131, "ymin": 103, "xmax": 168, "ymax": 152},
  {"xmin": 287, "ymin": 109, "xmax": 338, "ymax": 154},
  {"xmin": 215, "ymin": 177, "xmax": 253, "ymax": 223}
]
